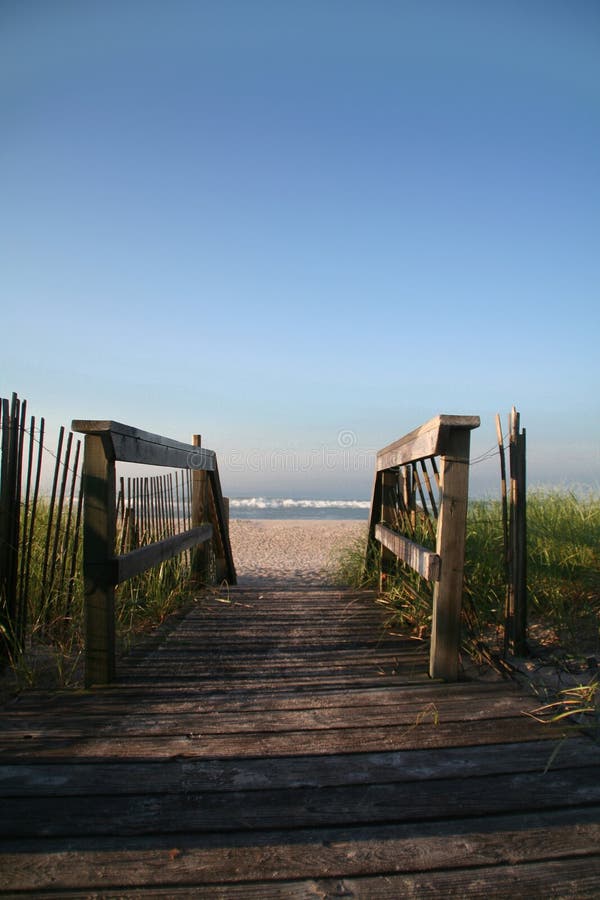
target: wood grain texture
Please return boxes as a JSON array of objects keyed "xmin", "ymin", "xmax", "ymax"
[
  {"xmin": 1, "ymin": 585, "xmax": 599, "ymax": 896},
  {"xmin": 72, "ymin": 419, "xmax": 216, "ymax": 470},
  {"xmin": 430, "ymin": 427, "xmax": 472, "ymax": 680},
  {"xmin": 375, "ymin": 523, "xmax": 440, "ymax": 581},
  {"xmin": 376, "ymin": 414, "xmax": 480, "ymax": 471},
  {"xmin": 116, "ymin": 525, "xmax": 212, "ymax": 583},
  {"xmin": 81, "ymin": 433, "xmax": 117, "ymax": 687}
]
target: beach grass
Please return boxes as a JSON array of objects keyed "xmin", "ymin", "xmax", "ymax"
[
  {"xmin": 330, "ymin": 489, "xmax": 600, "ymax": 661},
  {"xmin": 0, "ymin": 504, "xmax": 194, "ymax": 695}
]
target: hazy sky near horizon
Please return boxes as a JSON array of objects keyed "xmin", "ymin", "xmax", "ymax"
[{"xmin": 1, "ymin": 1, "xmax": 599, "ymax": 498}]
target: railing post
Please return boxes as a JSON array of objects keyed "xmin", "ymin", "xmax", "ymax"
[
  {"xmin": 82, "ymin": 434, "xmax": 116, "ymax": 687},
  {"xmin": 214, "ymin": 496, "xmax": 230, "ymax": 582},
  {"xmin": 380, "ymin": 471, "xmax": 396, "ymax": 592},
  {"xmin": 429, "ymin": 426, "xmax": 472, "ymax": 681},
  {"xmin": 507, "ymin": 409, "xmax": 527, "ymax": 655},
  {"xmin": 191, "ymin": 434, "xmax": 209, "ymax": 583}
]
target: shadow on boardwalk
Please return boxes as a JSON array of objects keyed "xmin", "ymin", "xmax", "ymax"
[{"xmin": 1, "ymin": 586, "xmax": 600, "ymax": 897}]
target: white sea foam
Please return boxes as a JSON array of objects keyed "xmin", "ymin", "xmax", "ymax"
[{"xmin": 229, "ymin": 497, "xmax": 370, "ymax": 510}]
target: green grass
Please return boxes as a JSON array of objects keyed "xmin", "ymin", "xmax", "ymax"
[
  {"xmin": 329, "ymin": 490, "xmax": 600, "ymax": 661},
  {"xmin": 1, "ymin": 504, "xmax": 197, "ymax": 695},
  {"xmin": 115, "ymin": 553, "xmax": 196, "ymax": 653}
]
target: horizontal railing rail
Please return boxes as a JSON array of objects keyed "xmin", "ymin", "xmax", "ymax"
[
  {"xmin": 73, "ymin": 420, "xmax": 236, "ymax": 687},
  {"xmin": 368, "ymin": 414, "xmax": 480, "ymax": 681}
]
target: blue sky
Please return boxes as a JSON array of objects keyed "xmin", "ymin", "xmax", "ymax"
[{"xmin": 2, "ymin": 1, "xmax": 599, "ymax": 498}]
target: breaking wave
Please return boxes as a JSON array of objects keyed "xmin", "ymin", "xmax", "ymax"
[{"xmin": 230, "ymin": 497, "xmax": 370, "ymax": 510}]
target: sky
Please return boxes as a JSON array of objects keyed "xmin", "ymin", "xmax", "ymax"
[{"xmin": 1, "ymin": 1, "xmax": 599, "ymax": 499}]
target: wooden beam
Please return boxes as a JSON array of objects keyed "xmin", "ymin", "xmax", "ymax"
[
  {"xmin": 81, "ymin": 434, "xmax": 116, "ymax": 688},
  {"xmin": 429, "ymin": 428, "xmax": 472, "ymax": 681},
  {"xmin": 191, "ymin": 435, "xmax": 210, "ymax": 583},
  {"xmin": 376, "ymin": 524, "xmax": 441, "ymax": 582},
  {"xmin": 115, "ymin": 526, "xmax": 212, "ymax": 584},
  {"xmin": 209, "ymin": 464, "xmax": 237, "ymax": 584},
  {"xmin": 72, "ymin": 420, "xmax": 215, "ymax": 470},
  {"xmin": 379, "ymin": 473, "xmax": 398, "ymax": 591},
  {"xmin": 377, "ymin": 415, "xmax": 479, "ymax": 471}
]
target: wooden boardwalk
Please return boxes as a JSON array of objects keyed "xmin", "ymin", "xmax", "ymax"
[{"xmin": 1, "ymin": 586, "xmax": 600, "ymax": 897}]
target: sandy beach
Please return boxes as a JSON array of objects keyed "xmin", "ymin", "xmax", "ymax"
[{"xmin": 228, "ymin": 519, "xmax": 367, "ymax": 587}]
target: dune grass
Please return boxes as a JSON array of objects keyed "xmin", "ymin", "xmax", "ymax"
[
  {"xmin": 0, "ymin": 504, "xmax": 196, "ymax": 695},
  {"xmin": 330, "ymin": 490, "xmax": 600, "ymax": 662}
]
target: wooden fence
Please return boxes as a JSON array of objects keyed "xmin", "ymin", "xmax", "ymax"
[
  {"xmin": 0, "ymin": 393, "xmax": 84, "ymax": 654},
  {"xmin": 367, "ymin": 414, "xmax": 480, "ymax": 681},
  {"xmin": 0, "ymin": 393, "xmax": 235, "ymax": 680},
  {"xmin": 72, "ymin": 420, "xmax": 236, "ymax": 687}
]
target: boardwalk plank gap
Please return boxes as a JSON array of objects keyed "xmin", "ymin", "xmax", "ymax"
[{"xmin": 2, "ymin": 585, "xmax": 600, "ymax": 896}]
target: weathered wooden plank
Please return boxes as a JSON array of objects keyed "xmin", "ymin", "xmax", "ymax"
[
  {"xmin": 121, "ymin": 647, "xmax": 427, "ymax": 663},
  {"xmin": 72, "ymin": 420, "xmax": 215, "ymax": 470},
  {"xmin": 0, "ymin": 715, "xmax": 565, "ymax": 761},
  {"xmin": 430, "ymin": 426, "xmax": 472, "ymax": 680},
  {"xmin": 121, "ymin": 641, "xmax": 427, "ymax": 660},
  {"xmin": 3, "ymin": 680, "xmax": 515, "ymax": 716},
  {"xmin": 376, "ymin": 414, "xmax": 480, "ymax": 470},
  {"xmin": 0, "ymin": 692, "xmax": 541, "ymax": 738},
  {"xmin": 114, "ymin": 670, "xmax": 429, "ymax": 685},
  {"xmin": 366, "ymin": 467, "xmax": 382, "ymax": 547},
  {"xmin": 2, "ymin": 582, "xmax": 600, "ymax": 898},
  {"xmin": 116, "ymin": 525, "xmax": 212, "ymax": 583},
  {"xmin": 7, "ymin": 856, "xmax": 594, "ymax": 900},
  {"xmin": 3, "ymin": 765, "xmax": 600, "ymax": 838},
  {"xmin": 190, "ymin": 433, "xmax": 210, "ymax": 582},
  {"xmin": 115, "ymin": 673, "xmax": 431, "ymax": 692},
  {"xmin": 375, "ymin": 523, "xmax": 440, "ymax": 580},
  {"xmin": 308, "ymin": 858, "xmax": 600, "ymax": 900},
  {"xmin": 2, "ymin": 739, "xmax": 596, "ymax": 798},
  {"xmin": 81, "ymin": 433, "xmax": 117, "ymax": 688},
  {"xmin": 1, "ymin": 810, "xmax": 599, "ymax": 892},
  {"xmin": 209, "ymin": 461, "xmax": 237, "ymax": 583}
]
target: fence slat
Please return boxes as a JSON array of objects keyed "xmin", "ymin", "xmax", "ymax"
[
  {"xmin": 507, "ymin": 408, "xmax": 527, "ymax": 655},
  {"xmin": 58, "ymin": 438, "xmax": 81, "ymax": 617},
  {"xmin": 0, "ymin": 396, "xmax": 20, "ymax": 647},
  {"xmin": 41, "ymin": 426, "xmax": 64, "ymax": 620},
  {"xmin": 47, "ymin": 431, "xmax": 73, "ymax": 616},
  {"xmin": 191, "ymin": 434, "xmax": 209, "ymax": 582},
  {"xmin": 65, "ymin": 477, "xmax": 84, "ymax": 621},
  {"xmin": 22, "ymin": 417, "xmax": 45, "ymax": 632}
]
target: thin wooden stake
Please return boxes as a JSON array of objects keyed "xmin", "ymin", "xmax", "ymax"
[
  {"xmin": 18, "ymin": 414, "xmax": 36, "ymax": 640},
  {"xmin": 58, "ymin": 438, "xmax": 81, "ymax": 619},
  {"xmin": 191, "ymin": 434, "xmax": 209, "ymax": 583},
  {"xmin": 41, "ymin": 426, "xmax": 65, "ymax": 620},
  {"xmin": 22, "ymin": 417, "xmax": 45, "ymax": 627},
  {"xmin": 47, "ymin": 431, "xmax": 73, "ymax": 616},
  {"xmin": 65, "ymin": 477, "xmax": 84, "ymax": 621},
  {"xmin": 420, "ymin": 458, "xmax": 438, "ymax": 519},
  {"xmin": 495, "ymin": 413, "xmax": 510, "ymax": 654}
]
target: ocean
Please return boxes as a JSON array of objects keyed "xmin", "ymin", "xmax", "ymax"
[{"xmin": 228, "ymin": 497, "xmax": 370, "ymax": 520}]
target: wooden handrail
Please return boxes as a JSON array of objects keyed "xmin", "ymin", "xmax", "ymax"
[
  {"xmin": 73, "ymin": 420, "xmax": 236, "ymax": 687},
  {"xmin": 368, "ymin": 414, "xmax": 480, "ymax": 681},
  {"xmin": 375, "ymin": 414, "xmax": 480, "ymax": 471}
]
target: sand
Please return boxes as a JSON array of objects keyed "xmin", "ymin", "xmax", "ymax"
[{"xmin": 228, "ymin": 518, "xmax": 367, "ymax": 587}]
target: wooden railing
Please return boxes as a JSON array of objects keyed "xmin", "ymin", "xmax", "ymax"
[
  {"xmin": 73, "ymin": 420, "xmax": 236, "ymax": 687},
  {"xmin": 368, "ymin": 414, "xmax": 480, "ymax": 681}
]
